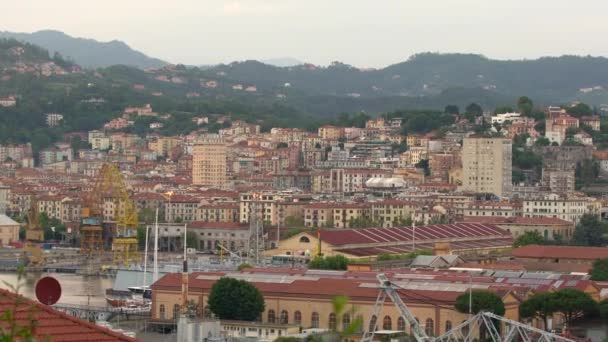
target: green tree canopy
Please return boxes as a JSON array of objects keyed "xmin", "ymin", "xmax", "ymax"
[
  {"xmin": 455, "ymin": 290, "xmax": 505, "ymax": 316},
  {"xmin": 517, "ymin": 96, "xmax": 534, "ymax": 116},
  {"xmin": 494, "ymin": 105, "xmax": 514, "ymax": 114},
  {"xmin": 551, "ymin": 289, "xmax": 597, "ymax": 325},
  {"xmin": 208, "ymin": 277, "xmax": 265, "ymax": 321},
  {"xmin": 513, "ymin": 230, "xmax": 545, "ymax": 248},
  {"xmin": 444, "ymin": 105, "xmax": 459, "ymax": 114},
  {"xmin": 590, "ymin": 258, "xmax": 608, "ymax": 281},
  {"xmin": 572, "ymin": 213, "xmax": 606, "ymax": 247},
  {"xmin": 566, "ymin": 103, "xmax": 593, "ymax": 118},
  {"xmin": 519, "ymin": 292, "xmax": 556, "ymax": 330},
  {"xmin": 534, "ymin": 137, "xmax": 550, "ymax": 146},
  {"xmin": 309, "ymin": 255, "xmax": 349, "ymax": 270}
]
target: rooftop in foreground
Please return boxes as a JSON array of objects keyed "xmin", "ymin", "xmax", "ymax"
[{"xmin": 0, "ymin": 288, "xmax": 138, "ymax": 342}]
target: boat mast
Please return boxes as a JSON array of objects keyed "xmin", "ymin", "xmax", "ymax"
[{"xmin": 153, "ymin": 207, "xmax": 159, "ymax": 283}]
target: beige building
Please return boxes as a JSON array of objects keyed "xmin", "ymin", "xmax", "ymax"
[
  {"xmin": 523, "ymin": 194, "xmax": 601, "ymax": 224},
  {"xmin": 0, "ymin": 214, "xmax": 19, "ymax": 245},
  {"xmin": 192, "ymin": 136, "xmax": 228, "ymax": 188},
  {"xmin": 462, "ymin": 137, "xmax": 512, "ymax": 198},
  {"xmin": 149, "ymin": 136, "xmax": 181, "ymax": 157}
]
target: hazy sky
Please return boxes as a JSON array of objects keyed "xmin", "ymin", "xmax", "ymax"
[{"xmin": 3, "ymin": 0, "xmax": 608, "ymax": 67}]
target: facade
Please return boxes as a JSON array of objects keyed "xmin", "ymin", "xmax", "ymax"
[
  {"xmin": 197, "ymin": 203, "xmax": 239, "ymax": 223},
  {"xmin": 45, "ymin": 113, "xmax": 64, "ymax": 127},
  {"xmin": 460, "ymin": 216, "xmax": 573, "ymax": 241},
  {"xmin": 189, "ymin": 221, "xmax": 249, "ymax": 252},
  {"xmin": 151, "ymin": 270, "xmax": 522, "ymax": 338},
  {"xmin": 461, "ymin": 137, "xmax": 512, "ymax": 198},
  {"xmin": 523, "ymin": 195, "xmax": 600, "ymax": 223},
  {"xmin": 0, "ymin": 214, "xmax": 19, "ymax": 245},
  {"xmin": 192, "ymin": 136, "xmax": 228, "ymax": 188},
  {"xmin": 541, "ymin": 168, "xmax": 575, "ymax": 194},
  {"xmin": 512, "ymin": 244, "xmax": 608, "ymax": 273}
]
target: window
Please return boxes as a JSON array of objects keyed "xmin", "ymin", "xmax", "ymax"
[
  {"xmin": 280, "ymin": 310, "xmax": 289, "ymax": 325},
  {"xmin": 382, "ymin": 316, "xmax": 392, "ymax": 330},
  {"xmin": 294, "ymin": 311, "xmax": 302, "ymax": 325},
  {"xmin": 311, "ymin": 312, "xmax": 320, "ymax": 328},
  {"xmin": 160, "ymin": 304, "xmax": 166, "ymax": 319},
  {"xmin": 342, "ymin": 314, "xmax": 351, "ymax": 331},
  {"xmin": 445, "ymin": 320, "xmax": 452, "ymax": 333},
  {"xmin": 267, "ymin": 309, "xmax": 276, "ymax": 323},
  {"xmin": 397, "ymin": 317, "xmax": 406, "ymax": 331},
  {"xmin": 299, "ymin": 236, "xmax": 310, "ymax": 243},
  {"xmin": 368, "ymin": 315, "xmax": 377, "ymax": 332},
  {"xmin": 425, "ymin": 319, "xmax": 434, "ymax": 336},
  {"xmin": 173, "ymin": 304, "xmax": 180, "ymax": 320},
  {"xmin": 329, "ymin": 313, "xmax": 337, "ymax": 330}
]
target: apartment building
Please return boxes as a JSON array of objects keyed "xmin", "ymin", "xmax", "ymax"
[
  {"xmin": 464, "ymin": 201, "xmax": 522, "ymax": 218},
  {"xmin": 197, "ymin": 203, "xmax": 239, "ymax": 223},
  {"xmin": 192, "ymin": 136, "xmax": 227, "ymax": 188},
  {"xmin": 523, "ymin": 194, "xmax": 601, "ymax": 223},
  {"xmin": 462, "ymin": 137, "xmax": 512, "ymax": 198}
]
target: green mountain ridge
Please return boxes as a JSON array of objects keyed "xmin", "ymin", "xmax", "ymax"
[{"xmin": 0, "ymin": 30, "xmax": 166, "ymax": 69}]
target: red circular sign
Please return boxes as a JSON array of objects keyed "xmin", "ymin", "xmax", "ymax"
[{"xmin": 35, "ymin": 276, "xmax": 62, "ymax": 305}]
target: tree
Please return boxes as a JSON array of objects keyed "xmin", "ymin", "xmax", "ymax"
[
  {"xmin": 599, "ymin": 300, "xmax": 608, "ymax": 320},
  {"xmin": 444, "ymin": 105, "xmax": 459, "ymax": 115},
  {"xmin": 284, "ymin": 216, "xmax": 305, "ymax": 228},
  {"xmin": 464, "ymin": 103, "xmax": 483, "ymax": 123},
  {"xmin": 331, "ymin": 295, "xmax": 362, "ymax": 337},
  {"xmin": 138, "ymin": 207, "xmax": 156, "ymax": 225},
  {"xmin": 551, "ymin": 289, "xmax": 597, "ymax": 325},
  {"xmin": 519, "ymin": 292, "xmax": 556, "ymax": 330},
  {"xmin": 566, "ymin": 103, "xmax": 593, "ymax": 118},
  {"xmin": 455, "ymin": 290, "xmax": 505, "ymax": 339},
  {"xmin": 517, "ymin": 96, "xmax": 534, "ymax": 117},
  {"xmin": 513, "ymin": 231, "xmax": 545, "ymax": 248},
  {"xmin": 277, "ymin": 142, "xmax": 289, "ymax": 148},
  {"xmin": 534, "ymin": 137, "xmax": 550, "ymax": 146},
  {"xmin": 494, "ymin": 105, "xmax": 514, "ymax": 114},
  {"xmin": 455, "ymin": 290, "xmax": 505, "ymax": 316},
  {"xmin": 186, "ymin": 230, "xmax": 198, "ymax": 249},
  {"xmin": 590, "ymin": 258, "xmax": 608, "ymax": 281},
  {"xmin": 237, "ymin": 263, "xmax": 252, "ymax": 271},
  {"xmin": 572, "ymin": 213, "xmax": 606, "ymax": 247},
  {"xmin": 208, "ymin": 277, "xmax": 265, "ymax": 321},
  {"xmin": 309, "ymin": 255, "xmax": 349, "ymax": 270},
  {"xmin": 415, "ymin": 159, "xmax": 430, "ymax": 176}
]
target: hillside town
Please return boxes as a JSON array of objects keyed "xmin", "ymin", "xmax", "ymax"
[{"xmin": 1, "ymin": 98, "xmax": 608, "ymax": 340}]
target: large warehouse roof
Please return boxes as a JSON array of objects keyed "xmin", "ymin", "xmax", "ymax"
[{"xmin": 316, "ymin": 223, "xmax": 513, "ymax": 256}]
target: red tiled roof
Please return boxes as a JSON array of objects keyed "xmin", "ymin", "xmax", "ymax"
[
  {"xmin": 461, "ymin": 216, "xmax": 572, "ymax": 226},
  {"xmin": 0, "ymin": 288, "xmax": 137, "ymax": 342},
  {"xmin": 512, "ymin": 245, "xmax": 608, "ymax": 260},
  {"xmin": 317, "ymin": 223, "xmax": 512, "ymax": 247}
]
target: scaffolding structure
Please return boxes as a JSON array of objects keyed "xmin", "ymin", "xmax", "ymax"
[
  {"xmin": 247, "ymin": 193, "xmax": 265, "ymax": 265},
  {"xmin": 23, "ymin": 199, "xmax": 44, "ymax": 267},
  {"xmin": 81, "ymin": 163, "xmax": 139, "ymax": 265},
  {"xmin": 363, "ymin": 274, "xmax": 575, "ymax": 342}
]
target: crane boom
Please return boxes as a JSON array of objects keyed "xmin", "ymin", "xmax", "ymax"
[{"xmin": 362, "ymin": 274, "xmax": 430, "ymax": 342}]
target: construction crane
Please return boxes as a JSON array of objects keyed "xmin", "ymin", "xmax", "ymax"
[
  {"xmin": 81, "ymin": 163, "xmax": 139, "ymax": 266},
  {"xmin": 363, "ymin": 274, "xmax": 576, "ymax": 342},
  {"xmin": 23, "ymin": 199, "xmax": 44, "ymax": 267}
]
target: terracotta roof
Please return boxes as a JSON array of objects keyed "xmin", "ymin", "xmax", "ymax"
[
  {"xmin": 0, "ymin": 288, "xmax": 137, "ymax": 342},
  {"xmin": 461, "ymin": 216, "xmax": 572, "ymax": 226},
  {"xmin": 317, "ymin": 223, "xmax": 511, "ymax": 247},
  {"xmin": 512, "ymin": 245, "xmax": 608, "ymax": 260}
]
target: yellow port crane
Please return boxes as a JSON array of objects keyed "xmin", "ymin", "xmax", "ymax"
[
  {"xmin": 81, "ymin": 163, "xmax": 139, "ymax": 265},
  {"xmin": 23, "ymin": 199, "xmax": 44, "ymax": 267}
]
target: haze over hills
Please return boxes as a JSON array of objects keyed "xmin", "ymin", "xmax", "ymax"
[{"xmin": 0, "ymin": 30, "xmax": 166, "ymax": 69}]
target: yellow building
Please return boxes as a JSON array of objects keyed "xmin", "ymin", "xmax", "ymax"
[
  {"xmin": 150, "ymin": 270, "xmax": 522, "ymax": 338},
  {"xmin": 149, "ymin": 136, "xmax": 181, "ymax": 157},
  {"xmin": 318, "ymin": 125, "xmax": 344, "ymax": 140},
  {"xmin": 192, "ymin": 136, "xmax": 228, "ymax": 188},
  {"xmin": 0, "ymin": 214, "xmax": 19, "ymax": 245},
  {"xmin": 462, "ymin": 137, "xmax": 512, "ymax": 198}
]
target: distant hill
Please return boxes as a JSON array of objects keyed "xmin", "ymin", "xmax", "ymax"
[
  {"xmin": 260, "ymin": 57, "xmax": 303, "ymax": 67},
  {"xmin": 0, "ymin": 30, "xmax": 167, "ymax": 69},
  {"xmin": 208, "ymin": 54, "xmax": 608, "ymax": 105}
]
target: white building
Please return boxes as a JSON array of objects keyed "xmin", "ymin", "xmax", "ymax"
[
  {"xmin": 491, "ymin": 112, "xmax": 521, "ymax": 125},
  {"xmin": 523, "ymin": 194, "xmax": 601, "ymax": 223},
  {"xmin": 45, "ymin": 113, "xmax": 64, "ymax": 127}
]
